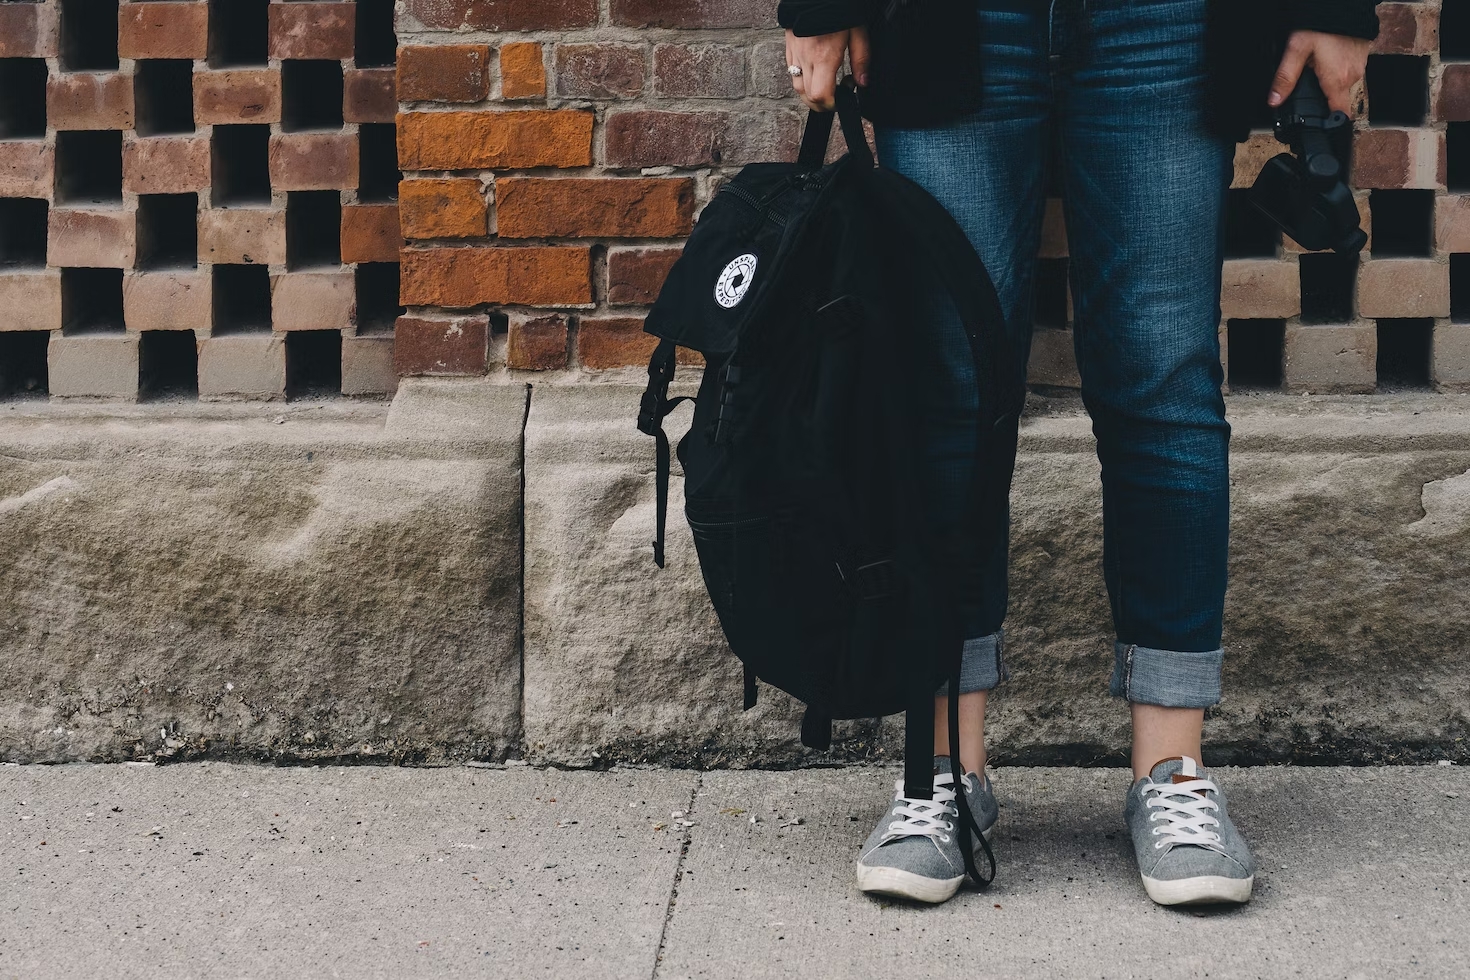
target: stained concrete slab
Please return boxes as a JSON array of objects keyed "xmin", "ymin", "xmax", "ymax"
[
  {"xmin": 0, "ymin": 380, "xmax": 527, "ymax": 764},
  {"xmin": 659, "ymin": 765, "xmax": 1470, "ymax": 980},
  {"xmin": 0, "ymin": 762, "xmax": 695, "ymax": 980}
]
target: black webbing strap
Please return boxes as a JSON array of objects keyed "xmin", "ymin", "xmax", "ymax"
[
  {"xmin": 638, "ymin": 339, "xmax": 692, "ymax": 569},
  {"xmin": 801, "ymin": 707, "xmax": 832, "ymax": 750},
  {"xmin": 796, "ymin": 78, "xmax": 873, "ymax": 171},
  {"xmin": 948, "ymin": 662, "xmax": 997, "ymax": 888},
  {"xmin": 903, "ymin": 685, "xmax": 934, "ymax": 803}
]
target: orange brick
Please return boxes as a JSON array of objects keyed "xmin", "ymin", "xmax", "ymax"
[
  {"xmin": 119, "ymin": 2, "xmax": 209, "ymax": 59},
  {"xmin": 397, "ymin": 110, "xmax": 594, "ymax": 170},
  {"xmin": 399, "ymin": 246, "xmax": 592, "ymax": 308},
  {"xmin": 607, "ymin": 246, "xmax": 682, "ymax": 305},
  {"xmin": 496, "ymin": 178, "xmax": 695, "ymax": 239},
  {"xmin": 397, "ymin": 45, "xmax": 491, "ymax": 103},
  {"xmin": 577, "ymin": 316, "xmax": 656, "ymax": 369},
  {"xmin": 501, "ymin": 42, "xmax": 547, "ymax": 99},
  {"xmin": 399, "ymin": 179, "xmax": 488, "ymax": 239},
  {"xmin": 0, "ymin": 141, "xmax": 54, "ymax": 199},
  {"xmin": 341, "ymin": 204, "xmax": 402, "ymax": 263},
  {"xmin": 507, "ymin": 313, "xmax": 569, "ymax": 370}
]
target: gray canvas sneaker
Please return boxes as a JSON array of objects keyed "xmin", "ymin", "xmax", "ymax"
[
  {"xmin": 1125, "ymin": 756, "xmax": 1256, "ymax": 906},
  {"xmin": 855, "ymin": 756, "xmax": 998, "ymax": 904}
]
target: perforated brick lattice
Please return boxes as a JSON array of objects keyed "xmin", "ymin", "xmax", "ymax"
[{"xmin": 0, "ymin": 0, "xmax": 401, "ymax": 400}]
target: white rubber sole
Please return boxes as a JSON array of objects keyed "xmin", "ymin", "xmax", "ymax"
[
  {"xmin": 1142, "ymin": 873, "xmax": 1254, "ymax": 906},
  {"xmin": 855, "ymin": 826, "xmax": 996, "ymax": 904}
]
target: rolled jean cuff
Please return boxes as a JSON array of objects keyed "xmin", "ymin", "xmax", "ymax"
[
  {"xmin": 1109, "ymin": 642, "xmax": 1223, "ymax": 708},
  {"xmin": 935, "ymin": 630, "xmax": 1007, "ymax": 696}
]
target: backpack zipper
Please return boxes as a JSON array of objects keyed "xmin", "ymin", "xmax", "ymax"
[{"xmin": 723, "ymin": 183, "xmax": 789, "ymax": 226}]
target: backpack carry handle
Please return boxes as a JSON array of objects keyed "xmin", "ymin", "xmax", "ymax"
[{"xmin": 797, "ymin": 77, "xmax": 874, "ymax": 171}]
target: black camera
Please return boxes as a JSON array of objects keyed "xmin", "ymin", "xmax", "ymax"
[{"xmin": 1250, "ymin": 67, "xmax": 1367, "ymax": 255}]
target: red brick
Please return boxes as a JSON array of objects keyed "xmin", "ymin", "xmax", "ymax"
[
  {"xmin": 270, "ymin": 270, "xmax": 355, "ymax": 332},
  {"xmin": 199, "ymin": 208, "xmax": 286, "ymax": 265},
  {"xmin": 48, "ymin": 208, "xmax": 136, "ymax": 268},
  {"xmin": 576, "ymin": 316, "xmax": 703, "ymax": 369},
  {"xmin": 119, "ymin": 2, "xmax": 209, "ymax": 59},
  {"xmin": 1358, "ymin": 259, "xmax": 1449, "ymax": 318},
  {"xmin": 554, "ymin": 44, "xmax": 646, "ymax": 100},
  {"xmin": 399, "ymin": 179, "xmax": 488, "ymax": 239},
  {"xmin": 653, "ymin": 44, "xmax": 746, "ymax": 99},
  {"xmin": 1220, "ymin": 259, "xmax": 1300, "ymax": 320},
  {"xmin": 345, "ymin": 69, "xmax": 397, "ymax": 124},
  {"xmin": 1233, "ymin": 132, "xmax": 1283, "ymax": 190},
  {"xmin": 399, "ymin": 246, "xmax": 592, "ymax": 307},
  {"xmin": 1372, "ymin": 3, "xmax": 1437, "ymax": 56},
  {"xmin": 0, "ymin": 271, "xmax": 62, "ymax": 333},
  {"xmin": 194, "ymin": 70, "xmax": 281, "ymax": 125},
  {"xmin": 0, "ymin": 141, "xmax": 54, "ymax": 199},
  {"xmin": 750, "ymin": 41, "xmax": 791, "ymax": 99},
  {"xmin": 397, "ymin": 110, "xmax": 593, "ymax": 170},
  {"xmin": 269, "ymin": 133, "xmax": 360, "ymax": 191},
  {"xmin": 403, "ymin": 0, "xmax": 597, "ymax": 31},
  {"xmin": 500, "ymin": 42, "xmax": 545, "ymax": 100},
  {"xmin": 341, "ymin": 204, "xmax": 402, "ymax": 263},
  {"xmin": 1352, "ymin": 128, "xmax": 1443, "ymax": 189},
  {"xmin": 398, "ymin": 45, "xmax": 490, "ymax": 103},
  {"xmin": 1435, "ymin": 64, "xmax": 1470, "ymax": 123},
  {"xmin": 608, "ymin": 247, "xmax": 682, "ymax": 306},
  {"xmin": 268, "ymin": 2, "xmax": 356, "ymax": 61},
  {"xmin": 507, "ymin": 314, "xmax": 569, "ymax": 370},
  {"xmin": 1437, "ymin": 194, "xmax": 1470, "ymax": 253},
  {"xmin": 611, "ymin": 0, "xmax": 775, "ymax": 29},
  {"xmin": 604, "ymin": 109, "xmax": 800, "ymax": 168},
  {"xmin": 47, "ymin": 72, "xmax": 134, "ymax": 130},
  {"xmin": 123, "ymin": 270, "xmax": 211, "ymax": 333},
  {"xmin": 0, "ymin": 2, "xmax": 58, "ymax": 58},
  {"xmin": 124, "ymin": 135, "xmax": 211, "ymax": 194},
  {"xmin": 496, "ymin": 178, "xmax": 694, "ymax": 239},
  {"xmin": 393, "ymin": 313, "xmax": 490, "ymax": 376}
]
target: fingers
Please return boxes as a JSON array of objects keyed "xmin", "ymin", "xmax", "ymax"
[
  {"xmin": 1269, "ymin": 34, "xmax": 1311, "ymax": 108},
  {"xmin": 786, "ymin": 29, "xmax": 849, "ymax": 112},
  {"xmin": 849, "ymin": 26, "xmax": 872, "ymax": 89}
]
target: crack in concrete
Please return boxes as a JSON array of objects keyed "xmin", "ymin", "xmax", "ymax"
[{"xmin": 650, "ymin": 773, "xmax": 702, "ymax": 980}]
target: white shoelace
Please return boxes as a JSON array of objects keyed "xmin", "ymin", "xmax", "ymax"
[
  {"xmin": 881, "ymin": 773, "xmax": 975, "ymax": 845},
  {"xmin": 1143, "ymin": 775, "xmax": 1225, "ymax": 852}
]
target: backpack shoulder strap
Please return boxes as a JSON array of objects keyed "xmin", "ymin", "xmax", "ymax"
[{"xmin": 638, "ymin": 339, "xmax": 693, "ymax": 568}]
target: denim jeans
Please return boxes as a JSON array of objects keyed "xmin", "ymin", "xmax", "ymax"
[{"xmin": 893, "ymin": 0, "xmax": 1235, "ymax": 708}]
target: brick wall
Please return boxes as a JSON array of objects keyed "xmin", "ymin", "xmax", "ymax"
[
  {"xmin": 0, "ymin": 0, "xmax": 402, "ymax": 400},
  {"xmin": 4, "ymin": 1, "xmax": 1470, "ymax": 400}
]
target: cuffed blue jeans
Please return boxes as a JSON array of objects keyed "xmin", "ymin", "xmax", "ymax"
[{"xmin": 895, "ymin": 0, "xmax": 1234, "ymax": 708}]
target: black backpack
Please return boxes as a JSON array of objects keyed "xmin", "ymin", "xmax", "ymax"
[{"xmin": 637, "ymin": 84, "xmax": 1024, "ymax": 887}]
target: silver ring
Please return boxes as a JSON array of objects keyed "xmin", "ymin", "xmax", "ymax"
[{"xmin": 788, "ymin": 65, "xmax": 803, "ymax": 77}]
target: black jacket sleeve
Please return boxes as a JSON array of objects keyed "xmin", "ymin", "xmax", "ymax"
[
  {"xmin": 776, "ymin": 0, "xmax": 865, "ymax": 37},
  {"xmin": 1289, "ymin": 0, "xmax": 1380, "ymax": 40}
]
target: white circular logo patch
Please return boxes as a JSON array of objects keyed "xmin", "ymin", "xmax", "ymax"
[{"xmin": 715, "ymin": 253, "xmax": 759, "ymax": 309}]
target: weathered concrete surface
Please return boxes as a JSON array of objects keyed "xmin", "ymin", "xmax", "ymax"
[
  {"xmin": 0, "ymin": 762, "xmax": 694, "ymax": 980},
  {"xmin": 524, "ymin": 389, "xmax": 1470, "ymax": 766},
  {"xmin": 2, "ymin": 762, "xmax": 1466, "ymax": 980},
  {"xmin": 0, "ymin": 381, "xmax": 527, "ymax": 764}
]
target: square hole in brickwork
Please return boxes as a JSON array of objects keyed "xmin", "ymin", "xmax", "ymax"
[
  {"xmin": 212, "ymin": 264, "xmax": 271, "ymax": 333},
  {"xmin": 286, "ymin": 330, "xmax": 341, "ymax": 397},
  {"xmin": 55, "ymin": 130, "xmax": 123, "ymax": 204},
  {"xmin": 0, "ymin": 198, "xmax": 49, "ymax": 268},
  {"xmin": 0, "ymin": 59, "xmax": 48, "ymax": 138},
  {"xmin": 134, "ymin": 60, "xmax": 195, "ymax": 136},
  {"xmin": 1369, "ymin": 189, "xmax": 1434, "ymax": 256},
  {"xmin": 139, "ymin": 330, "xmax": 199, "ymax": 399},
  {"xmin": 358, "ymin": 124, "xmax": 400, "ymax": 202},
  {"xmin": 1298, "ymin": 252, "xmax": 1358, "ymax": 324},
  {"xmin": 1376, "ymin": 318, "xmax": 1433, "ymax": 388},
  {"xmin": 282, "ymin": 60, "xmax": 345, "ymax": 132},
  {"xmin": 0, "ymin": 331, "xmax": 49, "ymax": 399},
  {"xmin": 1226, "ymin": 319, "xmax": 1285, "ymax": 391},
  {"xmin": 1445, "ymin": 0, "xmax": 1470, "ymax": 61},
  {"xmin": 286, "ymin": 191, "xmax": 341, "ymax": 269},
  {"xmin": 60, "ymin": 0, "xmax": 119, "ymax": 72},
  {"xmin": 1032, "ymin": 258, "xmax": 1069, "ymax": 328},
  {"xmin": 1225, "ymin": 189, "xmax": 1280, "ymax": 258},
  {"xmin": 1452, "ymin": 254, "xmax": 1470, "ymax": 321},
  {"xmin": 136, "ymin": 194, "xmax": 198, "ymax": 270},
  {"xmin": 207, "ymin": 0, "xmax": 268, "ymax": 67},
  {"xmin": 355, "ymin": 0, "xmax": 398, "ymax": 68},
  {"xmin": 354, "ymin": 262, "xmax": 402, "ymax": 334},
  {"xmin": 61, "ymin": 267, "xmax": 124, "ymax": 334},
  {"xmin": 211, "ymin": 125, "xmax": 271, "ymax": 206},
  {"xmin": 1448, "ymin": 123, "xmax": 1470, "ymax": 191},
  {"xmin": 1365, "ymin": 55, "xmax": 1428, "ymax": 127}
]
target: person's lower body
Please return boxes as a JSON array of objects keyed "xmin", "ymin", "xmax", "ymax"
[{"xmin": 857, "ymin": 0, "xmax": 1253, "ymax": 906}]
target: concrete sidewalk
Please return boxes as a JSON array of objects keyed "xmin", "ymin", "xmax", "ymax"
[{"xmin": 2, "ymin": 763, "xmax": 1466, "ymax": 980}]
